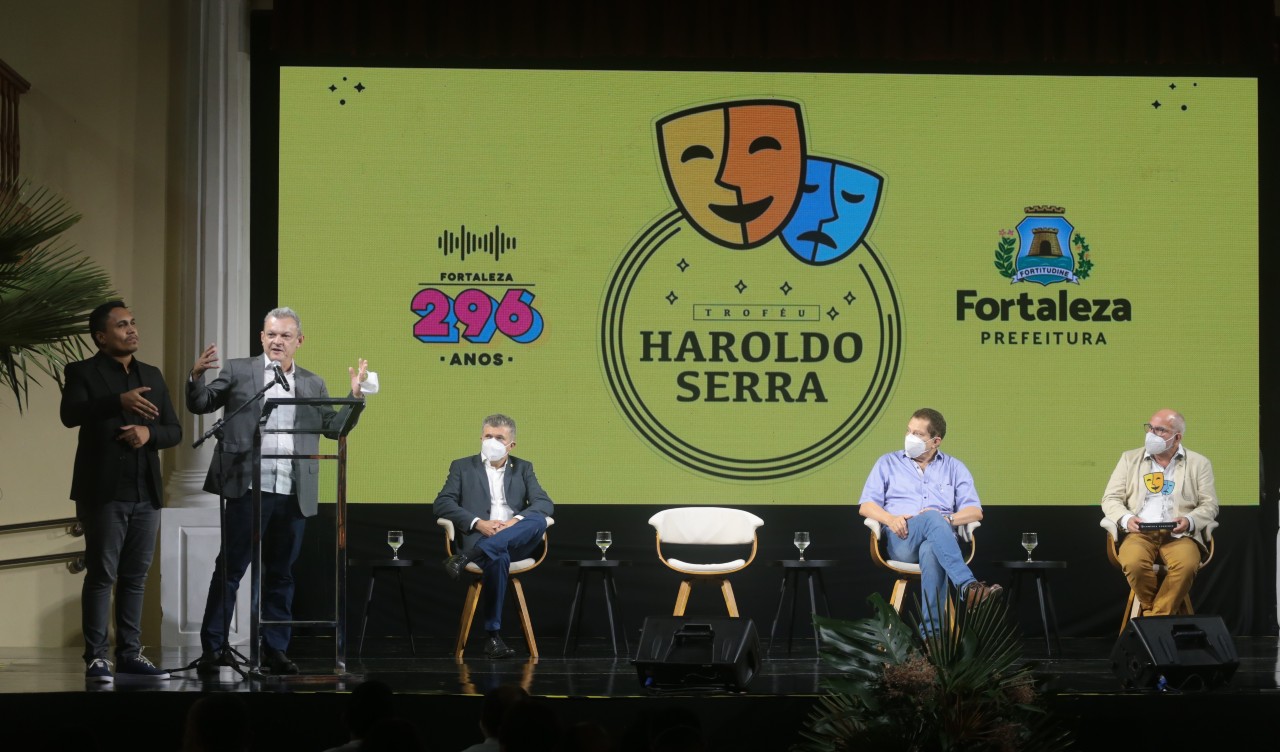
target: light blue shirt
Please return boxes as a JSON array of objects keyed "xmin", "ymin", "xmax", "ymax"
[{"xmin": 859, "ymin": 450, "xmax": 982, "ymax": 517}]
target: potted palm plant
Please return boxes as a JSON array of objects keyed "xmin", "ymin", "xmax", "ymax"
[
  {"xmin": 795, "ymin": 594, "xmax": 1073, "ymax": 751},
  {"xmin": 0, "ymin": 179, "xmax": 114, "ymax": 413}
]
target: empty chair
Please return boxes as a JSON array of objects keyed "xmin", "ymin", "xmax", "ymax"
[{"xmin": 648, "ymin": 507, "xmax": 764, "ymax": 617}]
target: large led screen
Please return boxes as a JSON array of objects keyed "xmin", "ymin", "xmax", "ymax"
[{"xmin": 277, "ymin": 68, "xmax": 1258, "ymax": 506}]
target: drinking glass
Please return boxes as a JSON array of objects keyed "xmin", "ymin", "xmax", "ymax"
[
  {"xmin": 794, "ymin": 531, "xmax": 811, "ymax": 561},
  {"xmin": 595, "ymin": 531, "xmax": 612, "ymax": 560},
  {"xmin": 387, "ymin": 530, "xmax": 404, "ymax": 560},
  {"xmin": 1021, "ymin": 532, "xmax": 1038, "ymax": 562}
]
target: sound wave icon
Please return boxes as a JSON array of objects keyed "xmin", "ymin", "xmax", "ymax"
[{"xmin": 438, "ymin": 225, "xmax": 518, "ymax": 260}]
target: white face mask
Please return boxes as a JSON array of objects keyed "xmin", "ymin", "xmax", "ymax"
[
  {"xmin": 481, "ymin": 437, "xmax": 509, "ymax": 463},
  {"xmin": 904, "ymin": 433, "xmax": 928, "ymax": 459},
  {"xmin": 1144, "ymin": 431, "xmax": 1171, "ymax": 456}
]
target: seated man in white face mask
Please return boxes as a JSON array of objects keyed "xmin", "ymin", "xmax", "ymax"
[
  {"xmin": 858, "ymin": 408, "xmax": 1002, "ymax": 635},
  {"xmin": 1101, "ymin": 408, "xmax": 1219, "ymax": 617},
  {"xmin": 434, "ymin": 414, "xmax": 555, "ymax": 659}
]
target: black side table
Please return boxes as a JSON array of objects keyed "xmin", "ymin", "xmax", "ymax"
[
  {"xmin": 561, "ymin": 560, "xmax": 630, "ymax": 657},
  {"xmin": 993, "ymin": 560, "xmax": 1066, "ymax": 657},
  {"xmin": 350, "ymin": 558, "xmax": 421, "ymax": 657},
  {"xmin": 767, "ymin": 559, "xmax": 836, "ymax": 658}
]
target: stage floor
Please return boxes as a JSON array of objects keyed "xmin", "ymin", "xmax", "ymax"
[
  {"xmin": 2, "ymin": 636, "xmax": 1279, "ymax": 751},
  {"xmin": 2, "ymin": 635, "xmax": 1278, "ymax": 695}
]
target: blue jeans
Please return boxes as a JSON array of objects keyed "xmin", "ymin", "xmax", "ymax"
[
  {"xmin": 200, "ymin": 491, "xmax": 306, "ymax": 654},
  {"xmin": 77, "ymin": 499, "xmax": 159, "ymax": 662},
  {"xmin": 470, "ymin": 516, "xmax": 547, "ymax": 632},
  {"xmin": 883, "ymin": 510, "xmax": 976, "ymax": 634}
]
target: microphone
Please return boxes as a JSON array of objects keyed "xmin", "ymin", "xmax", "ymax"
[{"xmin": 272, "ymin": 364, "xmax": 291, "ymax": 392}]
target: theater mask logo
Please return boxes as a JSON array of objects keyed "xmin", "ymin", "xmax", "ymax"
[
  {"xmin": 602, "ymin": 99, "xmax": 899, "ymax": 481},
  {"xmin": 781, "ymin": 157, "xmax": 883, "ymax": 265},
  {"xmin": 657, "ymin": 101, "xmax": 805, "ymax": 249}
]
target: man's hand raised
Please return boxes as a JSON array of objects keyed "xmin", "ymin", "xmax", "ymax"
[
  {"xmin": 120, "ymin": 387, "xmax": 158, "ymax": 420},
  {"xmin": 191, "ymin": 343, "xmax": 219, "ymax": 380},
  {"xmin": 350, "ymin": 358, "xmax": 369, "ymax": 396}
]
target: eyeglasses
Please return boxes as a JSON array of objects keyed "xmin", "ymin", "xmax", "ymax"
[{"xmin": 1143, "ymin": 423, "xmax": 1175, "ymax": 437}]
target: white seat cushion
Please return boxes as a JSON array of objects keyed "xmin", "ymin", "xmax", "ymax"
[
  {"xmin": 666, "ymin": 558, "xmax": 746, "ymax": 574},
  {"xmin": 885, "ymin": 560, "xmax": 922, "ymax": 573},
  {"xmin": 465, "ymin": 557, "xmax": 536, "ymax": 575},
  {"xmin": 649, "ymin": 507, "xmax": 763, "ymax": 545}
]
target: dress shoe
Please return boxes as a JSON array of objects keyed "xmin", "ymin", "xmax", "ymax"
[
  {"xmin": 964, "ymin": 580, "xmax": 1003, "ymax": 608},
  {"xmin": 264, "ymin": 649, "xmax": 300, "ymax": 675},
  {"xmin": 483, "ymin": 636, "xmax": 516, "ymax": 659},
  {"xmin": 443, "ymin": 554, "xmax": 469, "ymax": 580},
  {"xmin": 195, "ymin": 651, "xmax": 221, "ymax": 678}
]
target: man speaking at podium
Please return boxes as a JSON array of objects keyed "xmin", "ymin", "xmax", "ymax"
[{"xmin": 187, "ymin": 306, "xmax": 367, "ymax": 675}]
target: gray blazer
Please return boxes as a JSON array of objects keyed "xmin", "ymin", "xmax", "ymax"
[
  {"xmin": 432, "ymin": 454, "xmax": 554, "ymax": 554},
  {"xmin": 186, "ymin": 356, "xmax": 360, "ymax": 516}
]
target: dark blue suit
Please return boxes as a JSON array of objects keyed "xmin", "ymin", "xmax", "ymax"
[{"xmin": 433, "ymin": 455, "xmax": 554, "ymax": 631}]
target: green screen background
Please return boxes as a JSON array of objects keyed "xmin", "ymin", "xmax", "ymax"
[{"xmin": 277, "ymin": 68, "xmax": 1257, "ymax": 507}]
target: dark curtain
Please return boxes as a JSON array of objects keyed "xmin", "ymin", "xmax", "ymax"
[{"xmin": 268, "ymin": 0, "xmax": 1278, "ymax": 67}]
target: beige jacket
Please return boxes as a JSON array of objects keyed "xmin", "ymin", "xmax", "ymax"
[{"xmin": 1100, "ymin": 446, "xmax": 1219, "ymax": 549}]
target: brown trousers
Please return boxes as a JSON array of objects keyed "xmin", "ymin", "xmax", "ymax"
[{"xmin": 1117, "ymin": 531, "xmax": 1202, "ymax": 616}]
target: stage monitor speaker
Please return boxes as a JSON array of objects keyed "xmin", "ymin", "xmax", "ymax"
[
  {"xmin": 633, "ymin": 616, "xmax": 761, "ymax": 691},
  {"xmin": 1110, "ymin": 614, "xmax": 1239, "ymax": 690}
]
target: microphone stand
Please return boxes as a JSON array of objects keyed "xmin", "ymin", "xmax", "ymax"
[{"xmin": 169, "ymin": 371, "xmax": 285, "ymax": 681}]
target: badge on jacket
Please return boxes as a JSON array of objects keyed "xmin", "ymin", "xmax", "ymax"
[{"xmin": 1144, "ymin": 471, "xmax": 1175, "ymax": 495}]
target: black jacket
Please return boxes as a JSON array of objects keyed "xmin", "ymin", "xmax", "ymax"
[{"xmin": 60, "ymin": 352, "xmax": 181, "ymax": 506}]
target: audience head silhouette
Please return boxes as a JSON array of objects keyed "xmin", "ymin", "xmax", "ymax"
[
  {"xmin": 346, "ymin": 679, "xmax": 396, "ymax": 741},
  {"xmin": 620, "ymin": 706, "xmax": 702, "ymax": 752},
  {"xmin": 181, "ymin": 694, "xmax": 251, "ymax": 752},
  {"xmin": 499, "ymin": 698, "xmax": 561, "ymax": 752},
  {"xmin": 482, "ymin": 683, "xmax": 529, "ymax": 740},
  {"xmin": 650, "ymin": 724, "xmax": 707, "ymax": 752},
  {"xmin": 361, "ymin": 717, "xmax": 425, "ymax": 752},
  {"xmin": 563, "ymin": 720, "xmax": 615, "ymax": 752}
]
